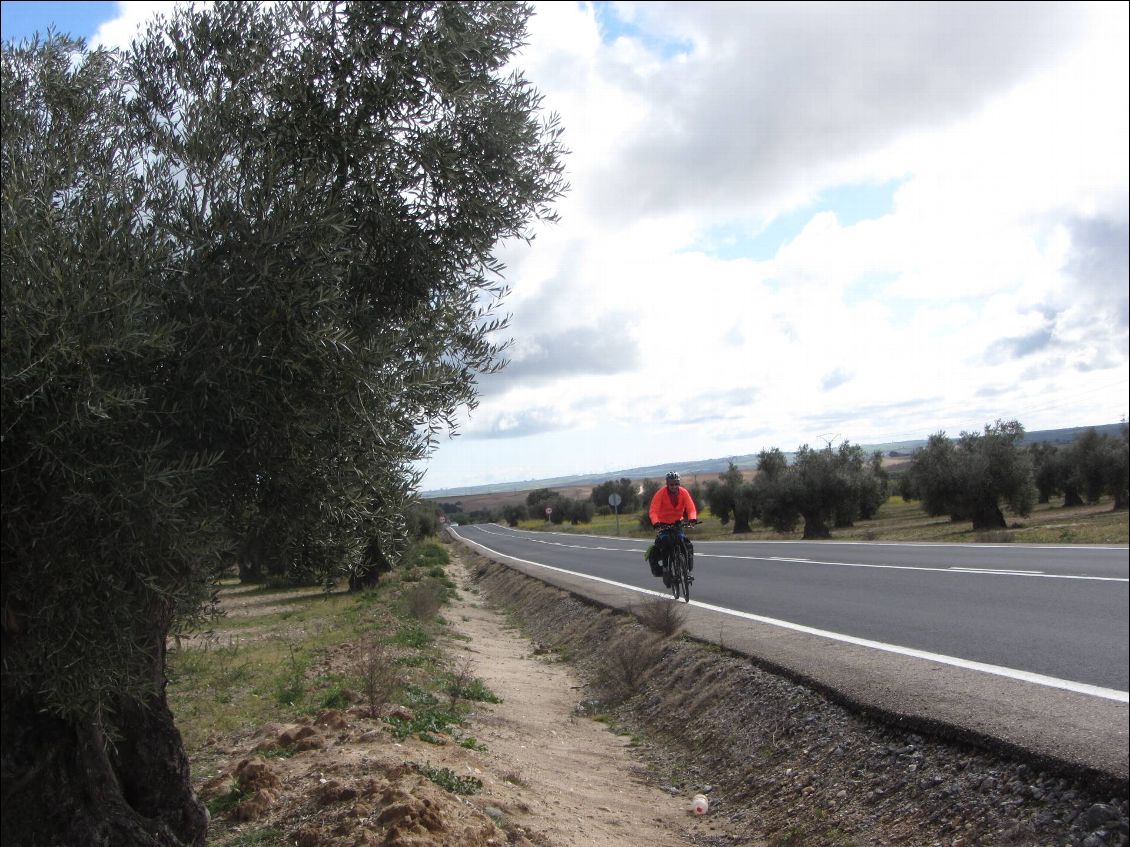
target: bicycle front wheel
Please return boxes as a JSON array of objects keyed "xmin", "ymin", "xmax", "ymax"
[{"xmin": 670, "ymin": 546, "xmax": 690, "ymax": 602}]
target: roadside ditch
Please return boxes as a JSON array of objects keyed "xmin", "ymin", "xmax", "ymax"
[{"xmin": 464, "ymin": 550, "xmax": 1130, "ymax": 847}]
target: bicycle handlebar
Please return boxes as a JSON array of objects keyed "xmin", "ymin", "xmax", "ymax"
[{"xmin": 654, "ymin": 519, "xmax": 699, "ymax": 529}]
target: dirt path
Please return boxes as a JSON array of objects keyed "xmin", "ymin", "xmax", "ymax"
[
  {"xmin": 199, "ymin": 550, "xmax": 743, "ymax": 847},
  {"xmin": 443, "ymin": 552, "xmax": 723, "ymax": 847}
]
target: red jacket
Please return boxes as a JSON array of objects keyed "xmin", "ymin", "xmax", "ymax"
[{"xmin": 649, "ymin": 485, "xmax": 697, "ymax": 525}]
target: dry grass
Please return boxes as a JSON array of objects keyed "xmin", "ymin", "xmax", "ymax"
[
  {"xmin": 633, "ymin": 598, "xmax": 687, "ymax": 637},
  {"xmin": 404, "ymin": 582, "xmax": 443, "ymax": 620},
  {"xmin": 597, "ymin": 629, "xmax": 665, "ymax": 699},
  {"xmin": 358, "ymin": 640, "xmax": 402, "ymax": 718},
  {"xmin": 445, "ymin": 655, "xmax": 476, "ymax": 711}
]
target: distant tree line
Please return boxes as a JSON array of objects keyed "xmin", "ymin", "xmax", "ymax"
[
  {"xmin": 901, "ymin": 421, "xmax": 1128, "ymax": 527},
  {"xmin": 430, "ymin": 421, "xmax": 1128, "ymax": 539},
  {"xmin": 1028, "ymin": 427, "xmax": 1129, "ymax": 510}
]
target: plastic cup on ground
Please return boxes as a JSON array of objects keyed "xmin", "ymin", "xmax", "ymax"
[{"xmin": 691, "ymin": 794, "xmax": 708, "ymax": 815}]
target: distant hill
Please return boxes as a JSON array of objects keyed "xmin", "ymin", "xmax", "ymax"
[{"xmin": 421, "ymin": 423, "xmax": 1125, "ymax": 500}]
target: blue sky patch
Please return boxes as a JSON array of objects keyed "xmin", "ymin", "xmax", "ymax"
[
  {"xmin": 591, "ymin": 1, "xmax": 692, "ymax": 59},
  {"xmin": 1, "ymin": 1, "xmax": 119, "ymax": 43},
  {"xmin": 690, "ymin": 179, "xmax": 903, "ymax": 262}
]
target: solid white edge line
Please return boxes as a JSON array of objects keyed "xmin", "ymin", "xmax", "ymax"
[
  {"xmin": 451, "ymin": 528, "xmax": 1130, "ymax": 704},
  {"xmin": 473, "ymin": 525, "xmax": 1129, "ymax": 582},
  {"xmin": 476, "ymin": 524, "xmax": 1130, "ymax": 551}
]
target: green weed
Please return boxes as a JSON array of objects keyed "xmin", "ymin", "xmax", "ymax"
[
  {"xmin": 206, "ymin": 785, "xmax": 249, "ymax": 817},
  {"xmin": 415, "ymin": 763, "xmax": 482, "ymax": 795},
  {"xmin": 226, "ymin": 829, "xmax": 284, "ymax": 846}
]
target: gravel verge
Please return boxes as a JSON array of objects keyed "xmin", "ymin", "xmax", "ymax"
[{"xmin": 467, "ymin": 553, "xmax": 1130, "ymax": 847}]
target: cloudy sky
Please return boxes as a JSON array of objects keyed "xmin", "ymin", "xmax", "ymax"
[{"xmin": 4, "ymin": 1, "xmax": 1128, "ymax": 495}]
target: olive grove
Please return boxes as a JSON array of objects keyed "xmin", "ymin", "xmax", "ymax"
[{"xmin": 0, "ymin": 3, "xmax": 565, "ymax": 844}]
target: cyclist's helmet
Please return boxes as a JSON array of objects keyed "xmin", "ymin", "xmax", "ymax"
[{"xmin": 665, "ymin": 471, "xmax": 680, "ymax": 485}]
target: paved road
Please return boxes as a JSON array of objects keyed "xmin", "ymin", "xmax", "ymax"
[{"xmin": 451, "ymin": 524, "xmax": 1129, "ymax": 784}]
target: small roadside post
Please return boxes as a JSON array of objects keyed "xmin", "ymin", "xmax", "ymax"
[{"xmin": 608, "ymin": 492, "xmax": 622, "ymax": 536}]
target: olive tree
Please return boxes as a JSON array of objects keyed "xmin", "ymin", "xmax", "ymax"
[
  {"xmin": 905, "ymin": 420, "xmax": 1036, "ymax": 529},
  {"xmin": 751, "ymin": 443, "xmax": 886, "ymax": 539},
  {"xmin": 1107, "ymin": 425, "xmax": 1130, "ymax": 510},
  {"xmin": 1, "ymin": 3, "xmax": 565, "ymax": 845},
  {"xmin": 590, "ymin": 477, "xmax": 640, "ymax": 513},
  {"xmin": 752, "ymin": 448, "xmax": 801, "ymax": 533},
  {"xmin": 704, "ymin": 461, "xmax": 756, "ymax": 533}
]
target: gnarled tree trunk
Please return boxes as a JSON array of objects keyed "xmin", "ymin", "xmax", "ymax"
[
  {"xmin": 349, "ymin": 537, "xmax": 393, "ymax": 591},
  {"xmin": 800, "ymin": 510, "xmax": 831, "ymax": 539},
  {"xmin": 970, "ymin": 501, "xmax": 1007, "ymax": 530},
  {"xmin": 1, "ymin": 621, "xmax": 206, "ymax": 846}
]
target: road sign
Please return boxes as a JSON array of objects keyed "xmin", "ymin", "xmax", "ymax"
[{"xmin": 608, "ymin": 493, "xmax": 622, "ymax": 535}]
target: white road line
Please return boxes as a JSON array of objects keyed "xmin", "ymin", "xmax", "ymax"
[
  {"xmin": 452, "ymin": 529, "xmax": 1129, "ymax": 704},
  {"xmin": 479, "ymin": 525, "xmax": 1130, "ymax": 551},
  {"xmin": 473, "ymin": 525, "xmax": 1128, "ymax": 582},
  {"xmin": 949, "ymin": 567, "xmax": 1044, "ymax": 575}
]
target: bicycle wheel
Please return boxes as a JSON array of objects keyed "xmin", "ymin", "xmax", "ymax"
[
  {"xmin": 678, "ymin": 544, "xmax": 692, "ymax": 602},
  {"xmin": 670, "ymin": 546, "xmax": 690, "ymax": 602}
]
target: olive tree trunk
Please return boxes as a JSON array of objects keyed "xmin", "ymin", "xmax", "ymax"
[
  {"xmin": 1, "ymin": 623, "xmax": 206, "ymax": 847},
  {"xmin": 800, "ymin": 510, "xmax": 832, "ymax": 539}
]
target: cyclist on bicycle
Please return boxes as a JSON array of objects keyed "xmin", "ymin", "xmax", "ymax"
[{"xmin": 647, "ymin": 472, "xmax": 697, "ymax": 586}]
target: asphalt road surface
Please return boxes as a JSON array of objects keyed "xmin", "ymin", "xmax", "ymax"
[{"xmin": 451, "ymin": 524, "xmax": 1129, "ymax": 783}]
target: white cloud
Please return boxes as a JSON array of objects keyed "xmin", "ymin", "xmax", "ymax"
[
  {"xmin": 419, "ymin": 1, "xmax": 1129, "ymax": 491},
  {"xmin": 90, "ymin": 2, "xmax": 187, "ymax": 50},
  {"xmin": 28, "ymin": 0, "xmax": 1125, "ymax": 491}
]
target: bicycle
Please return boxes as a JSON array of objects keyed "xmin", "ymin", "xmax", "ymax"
[{"xmin": 654, "ymin": 519, "xmax": 697, "ymax": 602}]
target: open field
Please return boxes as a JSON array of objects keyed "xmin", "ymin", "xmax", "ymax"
[{"xmin": 508, "ymin": 494, "xmax": 1128, "ymax": 545}]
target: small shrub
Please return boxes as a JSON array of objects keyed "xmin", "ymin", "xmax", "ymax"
[
  {"xmin": 634, "ymin": 599, "xmax": 687, "ymax": 637},
  {"xmin": 597, "ymin": 630, "xmax": 664, "ymax": 698},
  {"xmin": 319, "ymin": 685, "xmax": 349, "ymax": 710},
  {"xmin": 404, "ymin": 583, "xmax": 443, "ymax": 621},
  {"xmin": 358, "ymin": 641, "xmax": 401, "ymax": 718},
  {"xmin": 273, "ymin": 646, "xmax": 307, "ymax": 706},
  {"xmin": 388, "ymin": 691, "xmax": 463, "ymax": 741},
  {"xmin": 445, "ymin": 657, "xmax": 501, "ymax": 709}
]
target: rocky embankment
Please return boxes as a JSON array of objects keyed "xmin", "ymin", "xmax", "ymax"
[{"xmin": 466, "ymin": 554, "xmax": 1129, "ymax": 847}]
